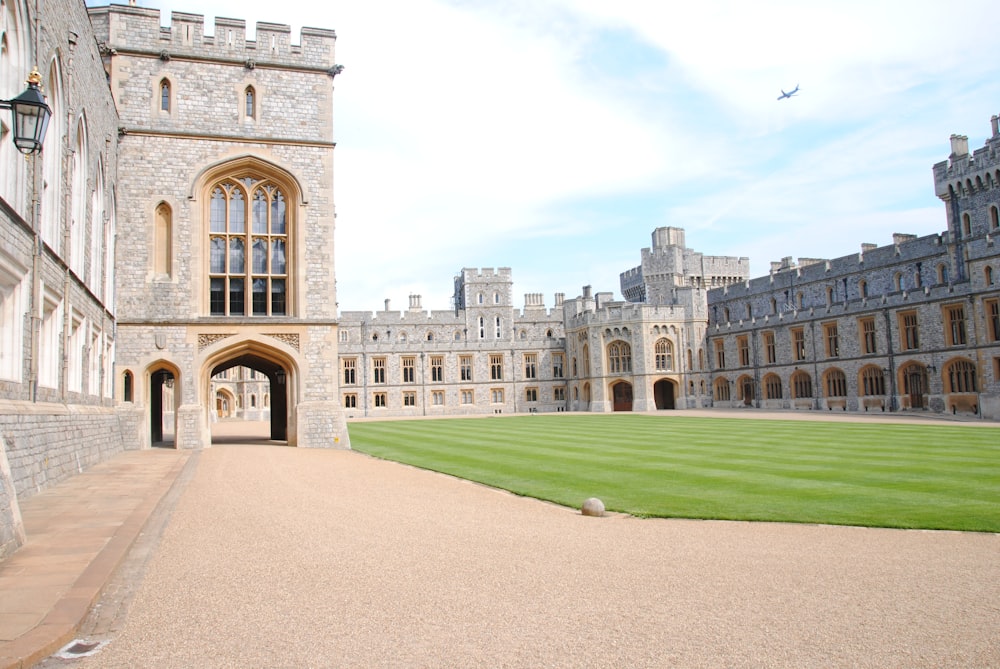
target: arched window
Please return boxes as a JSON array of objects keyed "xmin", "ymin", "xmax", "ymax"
[
  {"xmin": 0, "ymin": 11, "xmax": 29, "ymax": 213},
  {"xmin": 89, "ymin": 159, "xmax": 105, "ymax": 293},
  {"xmin": 990, "ymin": 205, "xmax": 999, "ymax": 230},
  {"xmin": 860, "ymin": 366, "xmax": 885, "ymax": 396},
  {"xmin": 946, "ymin": 359, "xmax": 977, "ymax": 393},
  {"xmin": 208, "ymin": 173, "xmax": 290, "ymax": 316},
  {"xmin": 938, "ymin": 263, "xmax": 949, "ymax": 284},
  {"xmin": 245, "ymin": 85, "xmax": 256, "ymax": 119},
  {"xmin": 495, "ymin": 316, "xmax": 501, "ymax": 338},
  {"xmin": 962, "ymin": 213, "xmax": 971, "ymax": 237},
  {"xmin": 41, "ymin": 59, "xmax": 63, "ymax": 247},
  {"xmin": 654, "ymin": 338, "xmax": 673, "ymax": 371},
  {"xmin": 713, "ymin": 378, "xmax": 730, "ymax": 401},
  {"xmin": 893, "ymin": 272, "xmax": 903, "ymax": 291},
  {"xmin": 478, "ymin": 316, "xmax": 485, "ymax": 339},
  {"xmin": 607, "ymin": 341, "xmax": 631, "ymax": 374},
  {"xmin": 160, "ymin": 78, "xmax": 170, "ymax": 112},
  {"xmin": 986, "ymin": 266, "xmax": 994, "ymax": 286},
  {"xmin": 155, "ymin": 202, "xmax": 172, "ymax": 277},
  {"xmin": 763, "ymin": 373, "xmax": 782, "ymax": 399},
  {"xmin": 69, "ymin": 121, "xmax": 87, "ymax": 276},
  {"xmin": 123, "ymin": 370, "xmax": 133, "ymax": 402},
  {"xmin": 791, "ymin": 370, "xmax": 812, "ymax": 398},
  {"xmin": 824, "ymin": 368, "xmax": 847, "ymax": 397},
  {"xmin": 858, "ymin": 280, "xmax": 868, "ymax": 298}
]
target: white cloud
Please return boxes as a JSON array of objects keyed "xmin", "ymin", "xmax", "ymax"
[{"xmin": 138, "ymin": 0, "xmax": 1000, "ymax": 311}]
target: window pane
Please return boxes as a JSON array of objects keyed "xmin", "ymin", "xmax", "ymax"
[
  {"xmin": 252, "ymin": 278, "xmax": 267, "ymax": 315},
  {"xmin": 210, "ymin": 189, "xmax": 226, "ymax": 232},
  {"xmin": 271, "ymin": 239, "xmax": 286, "ymax": 274},
  {"xmin": 252, "ymin": 190, "xmax": 268, "ymax": 233},
  {"xmin": 229, "ymin": 278, "xmax": 245, "ymax": 315},
  {"xmin": 210, "ymin": 237, "xmax": 226, "ymax": 273},
  {"xmin": 271, "ymin": 192, "xmax": 286, "ymax": 233},
  {"xmin": 271, "ymin": 279, "xmax": 286, "ymax": 315},
  {"xmin": 229, "ymin": 238, "xmax": 245, "ymax": 274},
  {"xmin": 252, "ymin": 238, "xmax": 267, "ymax": 273},
  {"xmin": 210, "ymin": 278, "xmax": 225, "ymax": 314},
  {"xmin": 229, "ymin": 190, "xmax": 245, "ymax": 232}
]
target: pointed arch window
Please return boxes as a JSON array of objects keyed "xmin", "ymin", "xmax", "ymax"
[
  {"xmin": 654, "ymin": 338, "xmax": 673, "ymax": 371},
  {"xmin": 160, "ymin": 79, "xmax": 170, "ymax": 112},
  {"xmin": 154, "ymin": 202, "xmax": 173, "ymax": 277},
  {"xmin": 208, "ymin": 176, "xmax": 289, "ymax": 316},
  {"xmin": 245, "ymin": 86, "xmax": 256, "ymax": 119},
  {"xmin": 607, "ymin": 341, "xmax": 631, "ymax": 374}
]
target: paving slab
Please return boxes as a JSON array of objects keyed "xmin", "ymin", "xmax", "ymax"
[{"xmin": 0, "ymin": 449, "xmax": 189, "ymax": 669}]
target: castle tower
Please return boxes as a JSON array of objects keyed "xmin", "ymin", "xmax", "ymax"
[{"xmin": 90, "ymin": 6, "xmax": 349, "ymax": 448}]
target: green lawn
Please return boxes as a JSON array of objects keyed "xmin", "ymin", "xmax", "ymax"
[{"xmin": 347, "ymin": 414, "xmax": 1000, "ymax": 532}]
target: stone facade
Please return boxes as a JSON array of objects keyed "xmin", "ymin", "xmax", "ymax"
[
  {"xmin": 91, "ymin": 5, "xmax": 350, "ymax": 449},
  {"xmin": 702, "ymin": 126, "xmax": 1000, "ymax": 419},
  {"xmin": 0, "ymin": 0, "xmax": 122, "ymax": 559},
  {"xmin": 338, "ymin": 269, "xmax": 569, "ymax": 417}
]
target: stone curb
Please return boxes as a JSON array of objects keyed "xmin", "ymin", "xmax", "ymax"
[{"xmin": 0, "ymin": 454, "xmax": 189, "ymax": 669}]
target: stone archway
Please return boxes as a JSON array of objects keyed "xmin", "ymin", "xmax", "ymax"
[
  {"xmin": 653, "ymin": 379, "xmax": 676, "ymax": 410},
  {"xmin": 209, "ymin": 353, "xmax": 289, "ymax": 442}
]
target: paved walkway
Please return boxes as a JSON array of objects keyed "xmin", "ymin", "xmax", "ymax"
[{"xmin": 0, "ymin": 449, "xmax": 189, "ymax": 669}]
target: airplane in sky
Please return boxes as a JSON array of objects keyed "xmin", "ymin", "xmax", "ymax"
[{"xmin": 777, "ymin": 85, "xmax": 800, "ymax": 100}]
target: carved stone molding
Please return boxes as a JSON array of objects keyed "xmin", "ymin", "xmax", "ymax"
[
  {"xmin": 267, "ymin": 333, "xmax": 300, "ymax": 351},
  {"xmin": 198, "ymin": 333, "xmax": 234, "ymax": 350}
]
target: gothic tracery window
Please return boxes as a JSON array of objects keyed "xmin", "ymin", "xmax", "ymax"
[{"xmin": 209, "ymin": 176, "xmax": 288, "ymax": 316}]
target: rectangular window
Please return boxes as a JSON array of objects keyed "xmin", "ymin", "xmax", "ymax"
[
  {"xmin": 491, "ymin": 388, "xmax": 504, "ymax": 403},
  {"xmin": 372, "ymin": 357, "xmax": 386, "ymax": 384},
  {"xmin": 430, "ymin": 356, "xmax": 443, "ymax": 382},
  {"xmin": 987, "ymin": 299, "xmax": 1000, "ymax": 342},
  {"xmin": 792, "ymin": 328, "xmax": 806, "ymax": 361},
  {"xmin": 461, "ymin": 389, "xmax": 474, "ymax": 405},
  {"xmin": 553, "ymin": 386, "xmax": 565, "ymax": 401},
  {"xmin": 342, "ymin": 358, "xmax": 356, "ymax": 385},
  {"xmin": 403, "ymin": 391, "xmax": 416, "ymax": 407},
  {"xmin": 432, "ymin": 390, "xmax": 444, "ymax": 406},
  {"xmin": 524, "ymin": 353, "xmax": 537, "ymax": 379},
  {"xmin": 373, "ymin": 392, "xmax": 386, "ymax": 407},
  {"xmin": 900, "ymin": 312, "xmax": 919, "ymax": 350},
  {"xmin": 460, "ymin": 355, "xmax": 473, "ymax": 381},
  {"xmin": 344, "ymin": 394, "xmax": 357, "ymax": 409},
  {"xmin": 552, "ymin": 354, "xmax": 564, "ymax": 379},
  {"xmin": 737, "ymin": 336, "xmax": 750, "ymax": 367},
  {"xmin": 402, "ymin": 356, "xmax": 416, "ymax": 383},
  {"xmin": 714, "ymin": 339, "xmax": 726, "ymax": 369},
  {"xmin": 490, "ymin": 354, "xmax": 503, "ymax": 380},
  {"xmin": 860, "ymin": 318, "xmax": 877, "ymax": 354},
  {"xmin": 946, "ymin": 304, "xmax": 967, "ymax": 346},
  {"xmin": 763, "ymin": 331, "xmax": 776, "ymax": 364},
  {"xmin": 824, "ymin": 322, "xmax": 840, "ymax": 358},
  {"xmin": 525, "ymin": 387, "xmax": 538, "ymax": 402}
]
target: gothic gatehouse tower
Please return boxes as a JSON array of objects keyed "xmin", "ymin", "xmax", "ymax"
[{"xmin": 90, "ymin": 7, "xmax": 349, "ymax": 448}]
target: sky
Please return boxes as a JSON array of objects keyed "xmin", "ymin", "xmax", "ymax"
[{"xmin": 131, "ymin": 0, "xmax": 1000, "ymax": 312}]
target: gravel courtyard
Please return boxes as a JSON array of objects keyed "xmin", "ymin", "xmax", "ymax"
[{"xmin": 64, "ymin": 431, "xmax": 999, "ymax": 669}]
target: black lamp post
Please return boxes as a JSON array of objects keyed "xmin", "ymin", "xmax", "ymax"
[{"xmin": 0, "ymin": 68, "xmax": 52, "ymax": 155}]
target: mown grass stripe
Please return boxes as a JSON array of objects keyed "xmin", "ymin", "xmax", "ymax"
[{"xmin": 347, "ymin": 414, "xmax": 999, "ymax": 531}]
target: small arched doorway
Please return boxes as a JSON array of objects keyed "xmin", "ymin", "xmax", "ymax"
[
  {"xmin": 611, "ymin": 381, "xmax": 633, "ymax": 412},
  {"xmin": 653, "ymin": 379, "xmax": 676, "ymax": 410},
  {"xmin": 149, "ymin": 367, "xmax": 177, "ymax": 445}
]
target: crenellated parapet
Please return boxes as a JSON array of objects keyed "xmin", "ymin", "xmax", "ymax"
[
  {"xmin": 933, "ymin": 115, "xmax": 1000, "ymax": 201},
  {"xmin": 89, "ymin": 5, "xmax": 338, "ymax": 71}
]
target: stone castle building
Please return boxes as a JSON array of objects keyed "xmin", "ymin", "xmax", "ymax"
[
  {"xmin": 1, "ymin": 0, "xmax": 997, "ymax": 562},
  {"xmin": 1, "ymin": 2, "xmax": 349, "ymax": 560},
  {"xmin": 336, "ymin": 131, "xmax": 1000, "ymax": 422}
]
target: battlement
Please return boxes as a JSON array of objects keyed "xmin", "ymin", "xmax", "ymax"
[
  {"xmin": 90, "ymin": 5, "xmax": 338, "ymax": 69},
  {"xmin": 933, "ymin": 114, "xmax": 1000, "ymax": 199}
]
